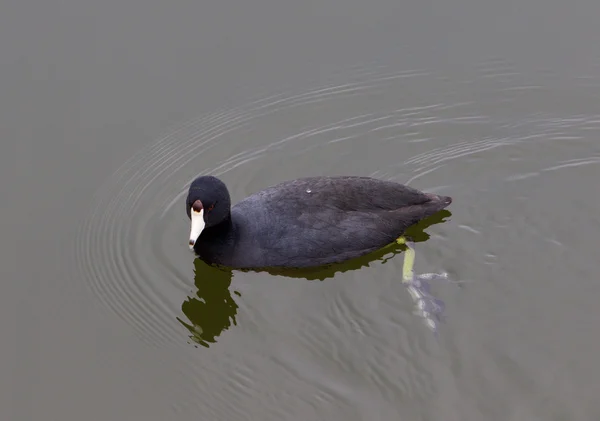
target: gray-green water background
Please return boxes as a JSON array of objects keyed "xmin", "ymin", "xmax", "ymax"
[{"xmin": 2, "ymin": 1, "xmax": 600, "ymax": 420}]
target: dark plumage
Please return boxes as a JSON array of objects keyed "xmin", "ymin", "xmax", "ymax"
[{"xmin": 186, "ymin": 175, "xmax": 452, "ymax": 268}]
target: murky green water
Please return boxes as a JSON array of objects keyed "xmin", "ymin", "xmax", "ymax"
[{"xmin": 3, "ymin": 1, "xmax": 600, "ymax": 420}]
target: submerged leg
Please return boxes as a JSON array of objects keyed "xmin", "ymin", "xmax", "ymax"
[{"xmin": 396, "ymin": 236, "xmax": 449, "ymax": 333}]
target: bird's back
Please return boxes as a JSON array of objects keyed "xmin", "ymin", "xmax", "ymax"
[{"xmin": 228, "ymin": 176, "xmax": 451, "ymax": 268}]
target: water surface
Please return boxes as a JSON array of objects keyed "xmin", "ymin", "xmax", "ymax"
[{"xmin": 3, "ymin": 1, "xmax": 600, "ymax": 420}]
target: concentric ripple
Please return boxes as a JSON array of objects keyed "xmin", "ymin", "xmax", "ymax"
[{"xmin": 73, "ymin": 61, "xmax": 600, "ymax": 346}]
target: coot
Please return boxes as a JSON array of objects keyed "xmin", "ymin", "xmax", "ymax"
[{"xmin": 186, "ymin": 175, "xmax": 451, "ymax": 269}]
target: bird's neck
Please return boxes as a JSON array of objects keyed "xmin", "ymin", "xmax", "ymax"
[
  {"xmin": 193, "ymin": 213, "xmax": 238, "ymax": 266},
  {"xmin": 201, "ymin": 213, "xmax": 236, "ymax": 243}
]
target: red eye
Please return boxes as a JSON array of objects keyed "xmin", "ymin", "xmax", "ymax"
[{"xmin": 208, "ymin": 204, "xmax": 215, "ymax": 211}]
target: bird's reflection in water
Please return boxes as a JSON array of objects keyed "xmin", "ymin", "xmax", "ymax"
[
  {"xmin": 177, "ymin": 262, "xmax": 238, "ymax": 348},
  {"xmin": 178, "ymin": 210, "xmax": 452, "ymax": 347}
]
